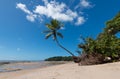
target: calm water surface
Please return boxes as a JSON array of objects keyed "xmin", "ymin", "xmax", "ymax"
[{"xmin": 0, "ymin": 61, "xmax": 66, "ymax": 73}]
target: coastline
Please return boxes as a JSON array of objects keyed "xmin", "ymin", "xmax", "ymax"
[
  {"xmin": 0, "ymin": 62, "xmax": 120, "ymax": 79},
  {"xmin": 0, "ymin": 61, "xmax": 68, "ymax": 73}
]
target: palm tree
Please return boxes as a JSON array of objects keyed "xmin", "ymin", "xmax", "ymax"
[{"xmin": 43, "ymin": 19, "xmax": 80, "ymax": 63}]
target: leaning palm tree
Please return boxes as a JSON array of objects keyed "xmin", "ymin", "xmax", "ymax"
[{"xmin": 43, "ymin": 19, "xmax": 80, "ymax": 63}]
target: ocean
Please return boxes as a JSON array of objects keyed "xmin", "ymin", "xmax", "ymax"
[{"xmin": 0, "ymin": 60, "xmax": 66, "ymax": 73}]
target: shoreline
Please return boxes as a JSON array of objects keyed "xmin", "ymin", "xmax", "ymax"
[{"xmin": 0, "ymin": 61, "xmax": 69, "ymax": 73}]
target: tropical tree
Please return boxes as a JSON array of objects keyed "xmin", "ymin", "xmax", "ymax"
[
  {"xmin": 78, "ymin": 12, "xmax": 120, "ymax": 63},
  {"xmin": 43, "ymin": 19, "xmax": 80, "ymax": 63}
]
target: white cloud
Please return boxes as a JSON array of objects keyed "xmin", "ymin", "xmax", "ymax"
[
  {"xmin": 60, "ymin": 27, "xmax": 65, "ymax": 30},
  {"xmin": 34, "ymin": 0, "xmax": 77, "ymax": 22},
  {"xmin": 81, "ymin": 0, "xmax": 91, "ymax": 7},
  {"xmin": 26, "ymin": 14, "xmax": 37, "ymax": 22},
  {"xmin": 16, "ymin": 3, "xmax": 31, "ymax": 14},
  {"xmin": 75, "ymin": 17, "xmax": 85, "ymax": 25},
  {"xmin": 75, "ymin": 0, "xmax": 92, "ymax": 9},
  {"xmin": 16, "ymin": 3, "xmax": 36, "ymax": 22},
  {"xmin": 16, "ymin": 0, "xmax": 93, "ymax": 25}
]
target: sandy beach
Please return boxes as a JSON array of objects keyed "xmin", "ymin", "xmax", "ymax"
[{"xmin": 0, "ymin": 62, "xmax": 120, "ymax": 79}]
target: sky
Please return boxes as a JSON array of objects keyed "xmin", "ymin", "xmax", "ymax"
[{"xmin": 0, "ymin": 0, "xmax": 120, "ymax": 60}]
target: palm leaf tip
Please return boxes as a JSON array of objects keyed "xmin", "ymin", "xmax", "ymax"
[
  {"xmin": 45, "ymin": 33, "xmax": 52, "ymax": 39},
  {"xmin": 46, "ymin": 24, "xmax": 54, "ymax": 30},
  {"xmin": 57, "ymin": 32, "xmax": 63, "ymax": 38}
]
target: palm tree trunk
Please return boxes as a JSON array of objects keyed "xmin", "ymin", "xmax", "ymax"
[
  {"xmin": 55, "ymin": 37, "xmax": 75, "ymax": 56},
  {"xmin": 55, "ymin": 38, "xmax": 81, "ymax": 63}
]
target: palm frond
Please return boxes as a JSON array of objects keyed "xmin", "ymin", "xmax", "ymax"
[
  {"xmin": 51, "ymin": 20, "xmax": 58, "ymax": 29},
  {"xmin": 51, "ymin": 19, "xmax": 63, "ymax": 30},
  {"xmin": 57, "ymin": 32, "xmax": 63, "ymax": 38},
  {"xmin": 45, "ymin": 32, "xmax": 53, "ymax": 39},
  {"xmin": 46, "ymin": 24, "xmax": 54, "ymax": 30}
]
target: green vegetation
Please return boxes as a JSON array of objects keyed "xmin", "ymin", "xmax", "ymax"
[
  {"xmin": 45, "ymin": 56, "xmax": 73, "ymax": 61},
  {"xmin": 78, "ymin": 12, "xmax": 120, "ymax": 63},
  {"xmin": 43, "ymin": 12, "xmax": 120, "ymax": 64}
]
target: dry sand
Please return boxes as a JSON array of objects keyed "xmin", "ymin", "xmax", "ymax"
[{"xmin": 0, "ymin": 62, "xmax": 120, "ymax": 79}]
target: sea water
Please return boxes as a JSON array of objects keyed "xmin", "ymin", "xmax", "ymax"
[{"xmin": 0, "ymin": 61, "xmax": 66, "ymax": 73}]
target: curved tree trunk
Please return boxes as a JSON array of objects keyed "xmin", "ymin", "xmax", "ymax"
[
  {"xmin": 55, "ymin": 38, "xmax": 75, "ymax": 56},
  {"xmin": 54, "ymin": 33, "xmax": 80, "ymax": 63}
]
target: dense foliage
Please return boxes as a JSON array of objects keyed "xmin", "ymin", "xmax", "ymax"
[
  {"xmin": 78, "ymin": 12, "xmax": 120, "ymax": 62},
  {"xmin": 45, "ymin": 56, "xmax": 73, "ymax": 61}
]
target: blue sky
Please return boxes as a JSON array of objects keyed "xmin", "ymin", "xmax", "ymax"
[{"xmin": 0, "ymin": 0, "xmax": 120, "ymax": 60}]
